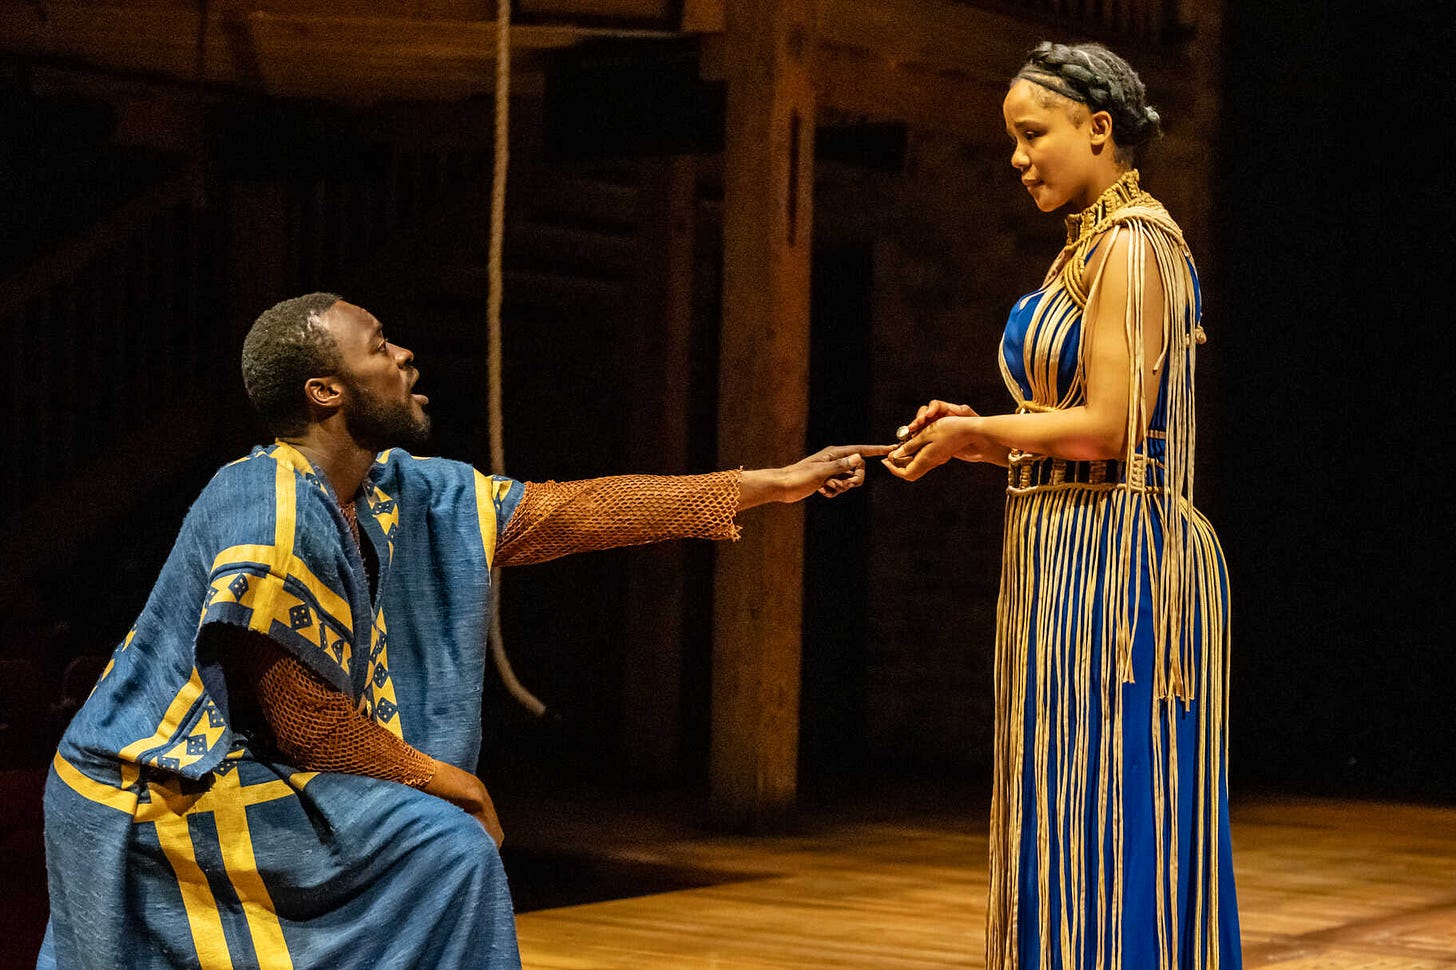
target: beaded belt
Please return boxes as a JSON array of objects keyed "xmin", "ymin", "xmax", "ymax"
[{"xmin": 1006, "ymin": 451, "xmax": 1162, "ymax": 492}]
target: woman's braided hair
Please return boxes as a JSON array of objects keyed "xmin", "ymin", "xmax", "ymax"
[{"xmin": 1015, "ymin": 41, "xmax": 1162, "ymax": 163}]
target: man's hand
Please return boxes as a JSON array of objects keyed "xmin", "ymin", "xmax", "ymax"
[
  {"xmin": 423, "ymin": 759, "xmax": 504, "ymax": 847},
  {"xmin": 739, "ymin": 444, "xmax": 895, "ymax": 509}
]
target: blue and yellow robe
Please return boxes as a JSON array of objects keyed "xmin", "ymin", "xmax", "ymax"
[{"xmin": 40, "ymin": 442, "xmax": 525, "ymax": 969}]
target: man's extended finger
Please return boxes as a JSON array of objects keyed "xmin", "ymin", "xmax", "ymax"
[
  {"xmin": 888, "ymin": 429, "xmax": 928, "ymax": 460},
  {"xmin": 820, "ymin": 443, "xmax": 896, "ymax": 459}
]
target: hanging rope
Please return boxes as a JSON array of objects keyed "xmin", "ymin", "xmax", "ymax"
[
  {"xmin": 486, "ymin": 2, "xmax": 508, "ymax": 468},
  {"xmin": 486, "ymin": 0, "xmax": 547, "ymax": 718}
]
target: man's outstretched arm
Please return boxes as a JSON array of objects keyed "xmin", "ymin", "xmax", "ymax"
[{"xmin": 495, "ymin": 444, "xmax": 891, "ymax": 568}]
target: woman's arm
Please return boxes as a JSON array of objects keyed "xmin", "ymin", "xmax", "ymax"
[{"xmin": 886, "ymin": 230, "xmax": 1165, "ymax": 481}]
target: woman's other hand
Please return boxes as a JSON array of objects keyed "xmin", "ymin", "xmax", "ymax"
[
  {"xmin": 883, "ymin": 416, "xmax": 995, "ymax": 481},
  {"xmin": 905, "ymin": 400, "xmax": 977, "ymax": 438}
]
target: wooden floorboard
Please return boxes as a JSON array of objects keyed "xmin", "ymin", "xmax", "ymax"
[{"xmin": 511, "ymin": 794, "xmax": 1456, "ymax": 969}]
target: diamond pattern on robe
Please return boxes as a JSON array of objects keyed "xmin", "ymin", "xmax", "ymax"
[
  {"xmin": 289, "ymin": 604, "xmax": 312, "ymax": 630},
  {"xmin": 374, "ymin": 698, "xmax": 398, "ymax": 723},
  {"xmin": 228, "ymin": 575, "xmax": 249, "ymax": 598}
]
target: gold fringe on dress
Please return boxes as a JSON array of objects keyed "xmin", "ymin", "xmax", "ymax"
[{"xmin": 987, "ymin": 171, "xmax": 1231, "ymax": 970}]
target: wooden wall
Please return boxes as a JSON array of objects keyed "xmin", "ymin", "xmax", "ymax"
[{"xmin": 0, "ymin": 0, "xmax": 1227, "ymax": 811}]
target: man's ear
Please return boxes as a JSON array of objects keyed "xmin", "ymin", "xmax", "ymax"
[
  {"xmin": 1088, "ymin": 109, "xmax": 1114, "ymax": 147},
  {"xmin": 303, "ymin": 375, "xmax": 345, "ymax": 415}
]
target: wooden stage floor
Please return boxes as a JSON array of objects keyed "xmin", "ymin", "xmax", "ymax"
[{"xmin": 506, "ymin": 791, "xmax": 1456, "ymax": 969}]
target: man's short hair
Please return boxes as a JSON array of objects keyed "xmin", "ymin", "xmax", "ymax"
[{"xmin": 242, "ymin": 292, "xmax": 343, "ymax": 436}]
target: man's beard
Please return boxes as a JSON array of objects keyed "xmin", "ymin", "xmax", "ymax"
[{"xmin": 341, "ymin": 373, "xmax": 431, "ymax": 452}]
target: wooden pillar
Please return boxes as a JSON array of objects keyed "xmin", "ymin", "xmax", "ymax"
[
  {"xmin": 711, "ymin": 0, "xmax": 816, "ymax": 831},
  {"xmin": 624, "ymin": 156, "xmax": 699, "ymax": 781}
]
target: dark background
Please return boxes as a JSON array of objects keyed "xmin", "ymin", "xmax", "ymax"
[
  {"xmin": 2, "ymin": 0, "xmax": 1452, "ymax": 816},
  {"xmin": 1213, "ymin": 0, "xmax": 1453, "ymax": 801}
]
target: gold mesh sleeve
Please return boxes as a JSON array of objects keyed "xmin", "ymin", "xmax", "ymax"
[
  {"xmin": 496, "ymin": 471, "xmax": 742, "ymax": 568},
  {"xmin": 217, "ymin": 628, "xmax": 436, "ymax": 789}
]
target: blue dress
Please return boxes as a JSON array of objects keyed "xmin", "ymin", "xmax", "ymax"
[{"xmin": 986, "ymin": 172, "xmax": 1241, "ymax": 970}]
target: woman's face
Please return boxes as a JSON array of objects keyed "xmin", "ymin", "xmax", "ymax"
[{"xmin": 1002, "ymin": 79, "xmax": 1110, "ymax": 213}]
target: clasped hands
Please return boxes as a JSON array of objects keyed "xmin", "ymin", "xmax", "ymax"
[
  {"xmin": 882, "ymin": 400, "xmax": 997, "ymax": 481},
  {"xmin": 754, "ymin": 400, "xmax": 998, "ymax": 497}
]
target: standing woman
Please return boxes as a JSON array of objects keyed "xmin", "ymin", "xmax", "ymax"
[{"xmin": 885, "ymin": 42, "xmax": 1240, "ymax": 969}]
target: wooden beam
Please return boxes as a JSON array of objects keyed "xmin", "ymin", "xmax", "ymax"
[
  {"xmin": 681, "ymin": 0, "xmax": 725, "ymax": 33},
  {"xmin": 0, "ymin": 4, "xmax": 581, "ymax": 100},
  {"xmin": 241, "ymin": 13, "xmax": 568, "ymax": 100},
  {"xmin": 693, "ymin": 0, "xmax": 1037, "ymax": 75},
  {"xmin": 1, "ymin": 0, "xmax": 1193, "ymax": 107},
  {"xmin": 0, "ymin": 4, "xmax": 248, "ymax": 87},
  {"xmin": 817, "ymin": 0, "xmax": 1032, "ymax": 84},
  {"xmin": 212, "ymin": 0, "xmax": 499, "ymax": 18},
  {"xmin": 813, "ymin": 43, "xmax": 1006, "ymax": 143},
  {"xmin": 711, "ymin": 0, "xmax": 815, "ymax": 833},
  {"xmin": 697, "ymin": 0, "xmax": 1038, "ymax": 140},
  {"xmin": 518, "ymin": 0, "xmax": 674, "ymax": 19}
]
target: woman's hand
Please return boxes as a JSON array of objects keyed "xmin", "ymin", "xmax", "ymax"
[
  {"xmin": 883, "ymin": 400, "xmax": 1001, "ymax": 480},
  {"xmin": 424, "ymin": 759, "xmax": 505, "ymax": 846},
  {"xmin": 903, "ymin": 400, "xmax": 992, "ymax": 462},
  {"xmin": 883, "ymin": 415, "xmax": 996, "ymax": 481},
  {"xmin": 904, "ymin": 399, "xmax": 978, "ymax": 438}
]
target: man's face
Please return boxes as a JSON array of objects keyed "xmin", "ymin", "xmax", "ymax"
[{"xmin": 321, "ymin": 301, "xmax": 431, "ymax": 452}]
